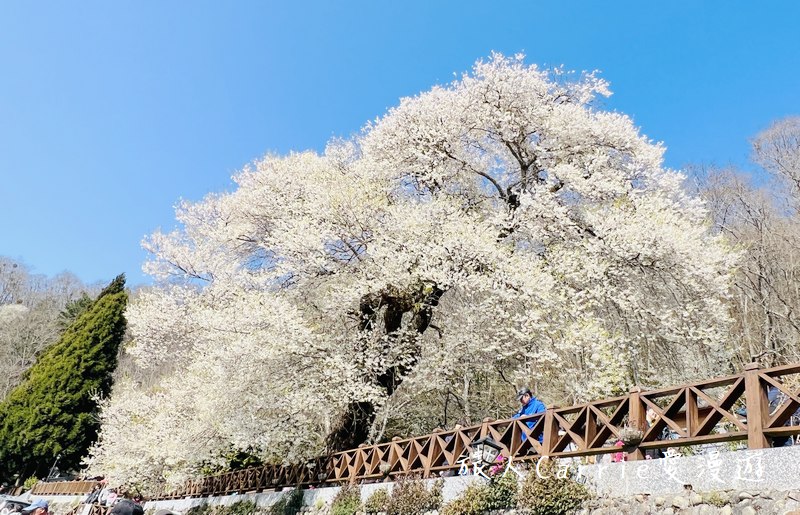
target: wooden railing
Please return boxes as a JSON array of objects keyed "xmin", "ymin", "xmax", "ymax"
[
  {"xmin": 61, "ymin": 504, "xmax": 111, "ymax": 515},
  {"xmin": 31, "ymin": 480, "xmax": 101, "ymax": 496},
  {"xmin": 35, "ymin": 362, "xmax": 800, "ymax": 500}
]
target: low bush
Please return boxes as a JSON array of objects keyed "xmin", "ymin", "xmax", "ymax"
[
  {"xmin": 228, "ymin": 500, "xmax": 257, "ymax": 515},
  {"xmin": 186, "ymin": 501, "xmax": 258, "ymax": 515},
  {"xmin": 440, "ymin": 473, "xmax": 518, "ymax": 515},
  {"xmin": 331, "ymin": 483, "xmax": 362, "ymax": 515},
  {"xmin": 702, "ymin": 491, "xmax": 728, "ymax": 508},
  {"xmin": 484, "ymin": 473, "xmax": 518, "ymax": 510},
  {"xmin": 386, "ymin": 476, "xmax": 442, "ymax": 515},
  {"xmin": 23, "ymin": 476, "xmax": 39, "ymax": 491},
  {"xmin": 187, "ymin": 503, "xmax": 212, "ymax": 515},
  {"xmin": 517, "ymin": 458, "xmax": 590, "ymax": 515},
  {"xmin": 268, "ymin": 488, "xmax": 305, "ymax": 515},
  {"xmin": 363, "ymin": 488, "xmax": 390, "ymax": 514}
]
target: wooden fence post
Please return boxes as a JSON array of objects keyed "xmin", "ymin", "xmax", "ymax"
[
  {"xmin": 542, "ymin": 407, "xmax": 558, "ymax": 457},
  {"xmin": 480, "ymin": 417, "xmax": 491, "ymax": 438},
  {"xmin": 627, "ymin": 386, "xmax": 645, "ymax": 461},
  {"xmin": 744, "ymin": 362, "xmax": 769, "ymax": 449}
]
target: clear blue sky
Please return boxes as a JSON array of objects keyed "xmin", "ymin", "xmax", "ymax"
[{"xmin": 1, "ymin": 1, "xmax": 798, "ymax": 287}]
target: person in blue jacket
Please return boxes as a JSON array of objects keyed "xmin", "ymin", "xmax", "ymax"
[{"xmin": 513, "ymin": 387, "xmax": 546, "ymax": 443}]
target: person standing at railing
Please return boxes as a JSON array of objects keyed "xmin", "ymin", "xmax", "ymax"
[
  {"xmin": 644, "ymin": 408, "xmax": 668, "ymax": 459},
  {"xmin": 513, "ymin": 387, "xmax": 546, "ymax": 443}
]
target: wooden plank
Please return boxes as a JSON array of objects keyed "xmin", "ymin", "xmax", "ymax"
[
  {"xmin": 628, "ymin": 387, "xmax": 645, "ymax": 461},
  {"xmin": 763, "ymin": 425, "xmax": 800, "ymax": 437},
  {"xmin": 744, "ymin": 363, "xmax": 769, "ymax": 449},
  {"xmin": 761, "ymin": 363, "xmax": 800, "ymax": 377}
]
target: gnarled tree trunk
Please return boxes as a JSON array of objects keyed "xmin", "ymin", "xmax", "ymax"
[{"xmin": 326, "ymin": 283, "xmax": 444, "ymax": 451}]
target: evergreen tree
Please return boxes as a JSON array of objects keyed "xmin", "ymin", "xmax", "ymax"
[
  {"xmin": 0, "ymin": 275, "xmax": 127, "ymax": 483},
  {"xmin": 57, "ymin": 293, "xmax": 93, "ymax": 330}
]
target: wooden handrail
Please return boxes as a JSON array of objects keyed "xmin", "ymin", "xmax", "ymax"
[
  {"xmin": 30, "ymin": 480, "xmax": 102, "ymax": 495},
  {"xmin": 144, "ymin": 360, "xmax": 800, "ymax": 499},
  {"xmin": 35, "ymin": 361, "xmax": 800, "ymax": 500}
]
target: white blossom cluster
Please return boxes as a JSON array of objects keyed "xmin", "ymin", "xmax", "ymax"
[{"xmin": 86, "ymin": 54, "xmax": 737, "ymax": 491}]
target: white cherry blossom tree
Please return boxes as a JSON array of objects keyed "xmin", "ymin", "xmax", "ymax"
[{"xmin": 87, "ymin": 54, "xmax": 736, "ymax": 491}]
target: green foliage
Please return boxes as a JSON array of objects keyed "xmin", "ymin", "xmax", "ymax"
[
  {"xmin": 517, "ymin": 459, "xmax": 591, "ymax": 515},
  {"xmin": 440, "ymin": 483, "xmax": 488, "ymax": 515},
  {"xmin": 23, "ymin": 476, "xmax": 39, "ymax": 490},
  {"xmin": 187, "ymin": 503, "xmax": 212, "ymax": 515},
  {"xmin": 57, "ymin": 293, "xmax": 93, "ymax": 330},
  {"xmin": 363, "ymin": 488, "xmax": 390, "ymax": 514},
  {"xmin": 702, "ymin": 491, "xmax": 728, "ymax": 508},
  {"xmin": 227, "ymin": 501, "xmax": 257, "ymax": 515},
  {"xmin": 485, "ymin": 473, "xmax": 518, "ymax": 510},
  {"xmin": 331, "ymin": 483, "xmax": 361, "ymax": 515},
  {"xmin": 386, "ymin": 476, "xmax": 443, "ymax": 515},
  {"xmin": 186, "ymin": 501, "xmax": 257, "ymax": 515},
  {"xmin": 0, "ymin": 275, "xmax": 128, "ymax": 481},
  {"xmin": 440, "ymin": 474, "xmax": 518, "ymax": 515},
  {"xmin": 268, "ymin": 489, "xmax": 304, "ymax": 515}
]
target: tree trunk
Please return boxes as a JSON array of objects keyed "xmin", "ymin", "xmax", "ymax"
[{"xmin": 326, "ymin": 283, "xmax": 444, "ymax": 452}]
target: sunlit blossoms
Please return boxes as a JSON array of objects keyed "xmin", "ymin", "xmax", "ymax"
[{"xmin": 87, "ymin": 54, "xmax": 737, "ymax": 491}]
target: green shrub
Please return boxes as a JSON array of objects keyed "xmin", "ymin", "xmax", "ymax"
[
  {"xmin": 517, "ymin": 459, "xmax": 590, "ymax": 515},
  {"xmin": 702, "ymin": 491, "xmax": 728, "ymax": 508},
  {"xmin": 386, "ymin": 476, "xmax": 442, "ymax": 515},
  {"xmin": 363, "ymin": 489, "xmax": 390, "ymax": 514},
  {"xmin": 187, "ymin": 503, "xmax": 212, "ymax": 515},
  {"xmin": 228, "ymin": 500, "xmax": 257, "ymax": 515},
  {"xmin": 269, "ymin": 488, "xmax": 305, "ymax": 515},
  {"xmin": 23, "ymin": 476, "xmax": 39, "ymax": 491},
  {"xmin": 485, "ymin": 473, "xmax": 518, "ymax": 510},
  {"xmin": 331, "ymin": 483, "xmax": 362, "ymax": 515},
  {"xmin": 428, "ymin": 478, "xmax": 444, "ymax": 510},
  {"xmin": 440, "ymin": 474, "xmax": 519, "ymax": 515},
  {"xmin": 440, "ymin": 482, "xmax": 487, "ymax": 515}
]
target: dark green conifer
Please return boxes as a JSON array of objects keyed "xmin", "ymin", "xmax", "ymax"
[{"xmin": 0, "ymin": 275, "xmax": 127, "ymax": 482}]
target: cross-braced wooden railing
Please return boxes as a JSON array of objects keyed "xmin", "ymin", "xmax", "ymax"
[
  {"xmin": 62, "ymin": 504, "xmax": 111, "ymax": 515},
  {"xmin": 30, "ymin": 480, "xmax": 102, "ymax": 495},
  {"xmin": 38, "ymin": 362, "xmax": 800, "ymax": 500}
]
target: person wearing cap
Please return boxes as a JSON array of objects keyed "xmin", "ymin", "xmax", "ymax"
[
  {"xmin": 21, "ymin": 500, "xmax": 48, "ymax": 515},
  {"xmin": 512, "ymin": 387, "xmax": 546, "ymax": 443}
]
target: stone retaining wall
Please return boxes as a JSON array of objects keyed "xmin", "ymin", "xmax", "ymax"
[
  {"xmin": 577, "ymin": 445, "xmax": 800, "ymax": 496},
  {"xmin": 144, "ymin": 487, "xmax": 800, "ymax": 515},
  {"xmin": 578, "ymin": 488, "xmax": 800, "ymax": 514}
]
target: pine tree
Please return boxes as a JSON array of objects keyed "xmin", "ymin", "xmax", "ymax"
[{"xmin": 0, "ymin": 275, "xmax": 127, "ymax": 483}]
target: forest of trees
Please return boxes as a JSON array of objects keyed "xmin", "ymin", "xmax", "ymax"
[{"xmin": 0, "ymin": 261, "xmax": 98, "ymax": 400}]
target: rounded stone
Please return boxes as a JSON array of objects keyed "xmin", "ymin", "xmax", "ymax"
[{"xmin": 672, "ymin": 496, "xmax": 690, "ymax": 510}]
